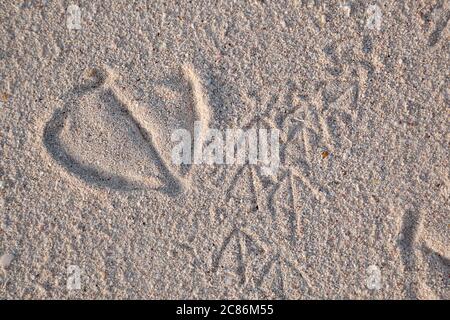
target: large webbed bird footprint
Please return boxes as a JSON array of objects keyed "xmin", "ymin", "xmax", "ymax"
[{"xmin": 43, "ymin": 65, "xmax": 210, "ymax": 195}]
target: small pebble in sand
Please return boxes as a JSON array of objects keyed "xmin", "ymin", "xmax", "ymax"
[
  {"xmin": 1, "ymin": 92, "xmax": 9, "ymax": 102},
  {"xmin": 319, "ymin": 15, "xmax": 326, "ymax": 27},
  {"xmin": 321, "ymin": 151, "xmax": 329, "ymax": 159},
  {"xmin": 0, "ymin": 181, "xmax": 4, "ymax": 189},
  {"xmin": 0, "ymin": 253, "xmax": 14, "ymax": 268}
]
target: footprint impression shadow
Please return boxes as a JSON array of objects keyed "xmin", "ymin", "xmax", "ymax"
[{"xmin": 43, "ymin": 65, "xmax": 210, "ymax": 196}]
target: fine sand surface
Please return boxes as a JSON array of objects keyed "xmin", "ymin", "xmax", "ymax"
[{"xmin": 0, "ymin": 0, "xmax": 448, "ymax": 299}]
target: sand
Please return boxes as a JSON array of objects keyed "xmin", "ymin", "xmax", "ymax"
[{"xmin": 0, "ymin": 0, "xmax": 448, "ymax": 299}]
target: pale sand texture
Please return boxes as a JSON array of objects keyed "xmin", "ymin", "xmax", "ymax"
[{"xmin": 0, "ymin": 0, "xmax": 448, "ymax": 299}]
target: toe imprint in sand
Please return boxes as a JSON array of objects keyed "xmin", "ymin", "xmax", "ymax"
[
  {"xmin": 418, "ymin": 1, "xmax": 450, "ymax": 47},
  {"xmin": 397, "ymin": 207, "xmax": 450, "ymax": 299}
]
